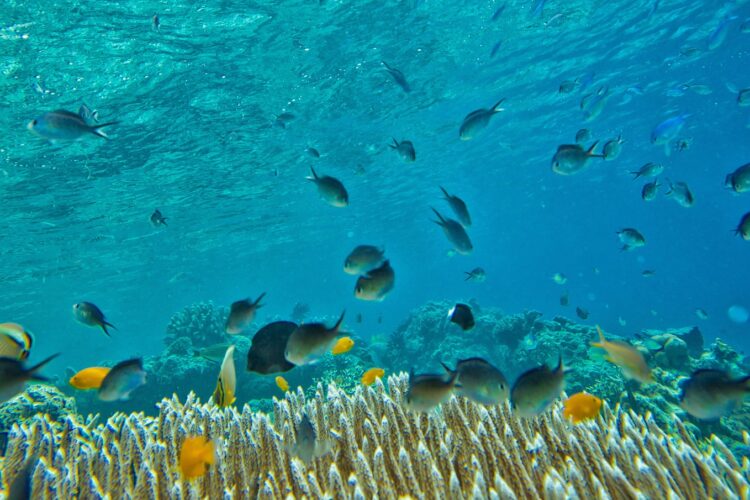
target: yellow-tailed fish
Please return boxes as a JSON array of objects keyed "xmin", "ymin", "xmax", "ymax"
[
  {"xmin": 275, "ymin": 375, "xmax": 289, "ymax": 392},
  {"xmin": 180, "ymin": 436, "xmax": 215, "ymax": 479},
  {"xmin": 0, "ymin": 323, "xmax": 33, "ymax": 360},
  {"xmin": 591, "ymin": 325, "xmax": 652, "ymax": 383},
  {"xmin": 331, "ymin": 336, "xmax": 354, "ymax": 355},
  {"xmin": 362, "ymin": 368, "xmax": 385, "ymax": 386},
  {"xmin": 69, "ymin": 367, "xmax": 111, "ymax": 390},
  {"xmin": 212, "ymin": 345, "xmax": 236, "ymax": 407}
]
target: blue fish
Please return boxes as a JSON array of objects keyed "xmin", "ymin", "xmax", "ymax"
[
  {"xmin": 491, "ymin": 3, "xmax": 506, "ymax": 21},
  {"xmin": 651, "ymin": 114, "xmax": 690, "ymax": 154},
  {"xmin": 707, "ymin": 15, "xmax": 738, "ymax": 50}
]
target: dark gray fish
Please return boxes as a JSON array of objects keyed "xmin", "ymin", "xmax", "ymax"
[
  {"xmin": 98, "ymin": 358, "xmax": 147, "ymax": 402},
  {"xmin": 439, "ymin": 187, "xmax": 471, "ymax": 227},
  {"xmin": 576, "ymin": 307, "xmax": 589, "ymax": 320},
  {"xmin": 344, "ymin": 245, "xmax": 385, "ymax": 275},
  {"xmin": 464, "ymin": 267, "xmax": 486, "ymax": 282},
  {"xmin": 382, "ymin": 61, "xmax": 410, "ymax": 93},
  {"xmin": 441, "ymin": 357, "xmax": 508, "ymax": 405},
  {"xmin": 307, "ymin": 167, "xmax": 348, "ymax": 207},
  {"xmin": 355, "ymin": 260, "xmax": 395, "ymax": 302},
  {"xmin": 735, "ymin": 212, "xmax": 750, "ymax": 240},
  {"xmin": 510, "ymin": 355, "xmax": 565, "ymax": 417},
  {"xmin": 225, "ymin": 293, "xmax": 266, "ymax": 334},
  {"xmin": 72, "ymin": 302, "xmax": 116, "ymax": 337},
  {"xmin": 0, "ymin": 354, "xmax": 59, "ymax": 404},
  {"xmin": 150, "ymin": 208, "xmax": 167, "ymax": 227},
  {"xmin": 246, "ymin": 321, "xmax": 297, "ymax": 374},
  {"xmin": 459, "ymin": 99, "xmax": 505, "ymax": 140},
  {"xmin": 679, "ymin": 369, "xmax": 749, "ymax": 420},
  {"xmin": 405, "ymin": 369, "xmax": 458, "ymax": 412},
  {"xmin": 641, "ymin": 179, "xmax": 660, "ymax": 201},
  {"xmin": 665, "ymin": 180, "xmax": 694, "ymax": 207},
  {"xmin": 390, "ymin": 138, "xmax": 416, "ymax": 162},
  {"xmin": 642, "ymin": 270, "xmax": 656, "ymax": 277},
  {"xmin": 285, "ymin": 312, "xmax": 345, "ymax": 366},
  {"xmin": 725, "ymin": 163, "xmax": 750, "ymax": 193},
  {"xmin": 551, "ymin": 142, "xmax": 604, "ymax": 175},
  {"xmin": 448, "ymin": 303, "xmax": 475, "ymax": 331},
  {"xmin": 617, "ymin": 228, "xmax": 646, "ymax": 251},
  {"xmin": 631, "ymin": 162, "xmax": 663, "ymax": 179},
  {"xmin": 431, "ymin": 208, "xmax": 473, "ymax": 255},
  {"xmin": 152, "ymin": 14, "xmax": 160, "ymax": 31}
]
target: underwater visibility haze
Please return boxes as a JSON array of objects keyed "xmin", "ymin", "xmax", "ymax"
[{"xmin": 1, "ymin": 0, "xmax": 750, "ymax": 497}]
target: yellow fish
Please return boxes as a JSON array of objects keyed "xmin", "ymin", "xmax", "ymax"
[
  {"xmin": 331, "ymin": 336, "xmax": 354, "ymax": 355},
  {"xmin": 591, "ymin": 325, "xmax": 652, "ymax": 383},
  {"xmin": 275, "ymin": 376, "xmax": 289, "ymax": 392},
  {"xmin": 212, "ymin": 345, "xmax": 236, "ymax": 407},
  {"xmin": 0, "ymin": 323, "xmax": 33, "ymax": 360},
  {"xmin": 563, "ymin": 392, "xmax": 602, "ymax": 423},
  {"xmin": 69, "ymin": 367, "xmax": 111, "ymax": 390},
  {"xmin": 362, "ymin": 367, "xmax": 385, "ymax": 386},
  {"xmin": 180, "ymin": 436, "xmax": 215, "ymax": 479}
]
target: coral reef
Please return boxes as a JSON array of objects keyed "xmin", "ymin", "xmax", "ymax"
[
  {"xmin": 164, "ymin": 301, "xmax": 230, "ymax": 348},
  {"xmin": 2, "ymin": 373, "xmax": 747, "ymax": 498}
]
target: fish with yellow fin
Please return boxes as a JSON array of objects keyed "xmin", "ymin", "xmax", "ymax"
[
  {"xmin": 276, "ymin": 375, "xmax": 289, "ymax": 392},
  {"xmin": 0, "ymin": 323, "xmax": 33, "ymax": 360},
  {"xmin": 362, "ymin": 367, "xmax": 385, "ymax": 385},
  {"xmin": 212, "ymin": 345, "xmax": 236, "ymax": 407},
  {"xmin": 180, "ymin": 436, "xmax": 215, "ymax": 479},
  {"xmin": 563, "ymin": 392, "xmax": 602, "ymax": 423},
  {"xmin": 69, "ymin": 367, "xmax": 111, "ymax": 390},
  {"xmin": 331, "ymin": 336, "xmax": 354, "ymax": 355},
  {"xmin": 591, "ymin": 325, "xmax": 652, "ymax": 383}
]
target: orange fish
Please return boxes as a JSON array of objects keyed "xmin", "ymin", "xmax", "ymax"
[
  {"xmin": 69, "ymin": 367, "xmax": 111, "ymax": 390},
  {"xmin": 275, "ymin": 376, "xmax": 289, "ymax": 392},
  {"xmin": 362, "ymin": 368, "xmax": 385, "ymax": 386},
  {"xmin": 180, "ymin": 436, "xmax": 215, "ymax": 479},
  {"xmin": 591, "ymin": 325, "xmax": 652, "ymax": 383},
  {"xmin": 331, "ymin": 336, "xmax": 354, "ymax": 355},
  {"xmin": 563, "ymin": 392, "xmax": 602, "ymax": 423}
]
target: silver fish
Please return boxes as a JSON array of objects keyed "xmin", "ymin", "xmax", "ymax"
[
  {"xmin": 510, "ymin": 355, "xmax": 565, "ymax": 417},
  {"xmin": 28, "ymin": 109, "xmax": 117, "ymax": 142},
  {"xmin": 665, "ymin": 180, "xmax": 695, "ymax": 207},
  {"xmin": 390, "ymin": 138, "xmax": 416, "ymax": 162},
  {"xmin": 405, "ymin": 369, "xmax": 458, "ymax": 412},
  {"xmin": 442, "ymin": 357, "xmax": 508, "ymax": 405},
  {"xmin": 285, "ymin": 312, "xmax": 345, "ymax": 366},
  {"xmin": 439, "ymin": 186, "xmax": 471, "ymax": 227},
  {"xmin": 551, "ymin": 142, "xmax": 604, "ymax": 175},
  {"xmin": 617, "ymin": 228, "xmax": 646, "ymax": 251}
]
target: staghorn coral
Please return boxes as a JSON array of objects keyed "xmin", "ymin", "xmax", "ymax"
[
  {"xmin": 164, "ymin": 301, "xmax": 230, "ymax": 348},
  {"xmin": 2, "ymin": 373, "xmax": 748, "ymax": 499}
]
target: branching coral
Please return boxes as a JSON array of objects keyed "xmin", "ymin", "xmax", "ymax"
[
  {"xmin": 2, "ymin": 373, "xmax": 747, "ymax": 498},
  {"xmin": 164, "ymin": 301, "xmax": 229, "ymax": 348}
]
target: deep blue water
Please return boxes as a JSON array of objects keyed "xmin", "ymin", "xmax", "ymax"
[{"xmin": 1, "ymin": 0, "xmax": 749, "ymax": 378}]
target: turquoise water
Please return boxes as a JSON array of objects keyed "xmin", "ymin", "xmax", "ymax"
[{"xmin": 2, "ymin": 0, "xmax": 750, "ymax": 379}]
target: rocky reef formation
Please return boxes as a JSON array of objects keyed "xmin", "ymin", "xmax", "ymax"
[
  {"xmin": 2, "ymin": 374, "xmax": 747, "ymax": 498},
  {"xmin": 0, "ymin": 385, "xmax": 78, "ymax": 451}
]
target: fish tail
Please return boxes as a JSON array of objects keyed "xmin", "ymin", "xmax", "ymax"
[
  {"xmin": 630, "ymin": 172, "xmax": 641, "ymax": 180},
  {"xmin": 307, "ymin": 167, "xmax": 319, "ymax": 181},
  {"xmin": 430, "ymin": 207, "xmax": 445, "ymax": 225},
  {"xmin": 254, "ymin": 292, "xmax": 267, "ymax": 308},
  {"xmin": 491, "ymin": 98, "xmax": 506, "ymax": 113},
  {"xmin": 390, "ymin": 138, "xmax": 399, "ymax": 149},
  {"xmin": 27, "ymin": 353, "xmax": 61, "ymax": 380},
  {"xmin": 101, "ymin": 321, "xmax": 117, "ymax": 337},
  {"xmin": 439, "ymin": 186, "xmax": 450, "ymax": 199},
  {"xmin": 90, "ymin": 121, "xmax": 120, "ymax": 139},
  {"xmin": 464, "ymin": 271, "xmax": 473, "ymax": 280}
]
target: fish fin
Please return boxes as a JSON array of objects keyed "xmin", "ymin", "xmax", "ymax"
[
  {"xmin": 464, "ymin": 272, "xmax": 473, "ymax": 280},
  {"xmin": 439, "ymin": 186, "xmax": 450, "ymax": 199},
  {"xmin": 254, "ymin": 292, "xmax": 267, "ymax": 308},
  {"xmin": 307, "ymin": 167, "xmax": 319, "ymax": 181},
  {"xmin": 491, "ymin": 98, "xmax": 506, "ymax": 113},
  {"xmin": 90, "ymin": 121, "xmax": 119, "ymax": 139},
  {"xmin": 101, "ymin": 321, "xmax": 117, "ymax": 337},
  {"xmin": 595, "ymin": 325, "xmax": 606, "ymax": 344},
  {"xmin": 430, "ymin": 207, "xmax": 445, "ymax": 225},
  {"xmin": 439, "ymin": 361, "xmax": 455, "ymax": 375},
  {"xmin": 332, "ymin": 311, "xmax": 346, "ymax": 333},
  {"xmin": 389, "ymin": 138, "xmax": 399, "ymax": 149},
  {"xmin": 27, "ymin": 353, "xmax": 61, "ymax": 380}
]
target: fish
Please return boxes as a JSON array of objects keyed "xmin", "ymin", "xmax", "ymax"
[
  {"xmin": 559, "ymin": 292, "xmax": 569, "ymax": 306},
  {"xmin": 738, "ymin": 88, "xmax": 750, "ymax": 106},
  {"xmin": 617, "ymin": 228, "xmax": 646, "ymax": 251},
  {"xmin": 382, "ymin": 61, "xmax": 410, "ymax": 93},
  {"xmin": 631, "ymin": 162, "xmax": 664, "ymax": 179},
  {"xmin": 0, "ymin": 323, "xmax": 33, "ymax": 361},
  {"xmin": 179, "ymin": 436, "xmax": 215, "ymax": 479},
  {"xmin": 431, "ymin": 208, "xmax": 473, "ymax": 255},
  {"xmin": 510, "ymin": 355, "xmax": 566, "ymax": 417},
  {"xmin": 641, "ymin": 179, "xmax": 660, "ymax": 201},
  {"xmin": 275, "ymin": 375, "xmax": 290, "ymax": 392},
  {"xmin": 98, "ymin": 358, "xmax": 147, "ymax": 402},
  {"xmin": 151, "ymin": 14, "xmax": 160, "ymax": 31},
  {"xmin": 405, "ymin": 369, "xmax": 458, "ymax": 412},
  {"xmin": 441, "ymin": 357, "xmax": 508, "ymax": 405},
  {"xmin": 580, "ymin": 86, "xmax": 610, "ymax": 122},
  {"xmin": 389, "ymin": 138, "xmax": 416, "ymax": 162},
  {"xmin": 576, "ymin": 307, "xmax": 589, "ymax": 320},
  {"xmin": 695, "ymin": 308, "xmax": 709, "ymax": 320},
  {"xmin": 665, "ymin": 180, "xmax": 695, "ymax": 207},
  {"xmin": 725, "ymin": 163, "xmax": 750, "ymax": 193},
  {"xmin": 734, "ymin": 212, "xmax": 750, "ymax": 240},
  {"xmin": 563, "ymin": 392, "xmax": 602, "ymax": 423},
  {"xmin": 287, "ymin": 412, "xmax": 332, "ymax": 464},
  {"xmin": 285, "ymin": 312, "xmax": 345, "ymax": 366},
  {"xmin": 194, "ymin": 343, "xmax": 233, "ymax": 363},
  {"xmin": 362, "ymin": 367, "xmax": 385, "ymax": 386},
  {"xmin": 355, "ymin": 260, "xmax": 395, "ymax": 301},
  {"xmin": 246, "ymin": 321, "xmax": 297, "ymax": 374},
  {"xmin": 0, "ymin": 354, "xmax": 59, "ymax": 404},
  {"xmin": 343, "ymin": 245, "xmax": 385, "ymax": 275},
  {"xmin": 464, "ymin": 267, "xmax": 486, "ymax": 282},
  {"xmin": 212, "ymin": 346, "xmax": 236, "ymax": 407},
  {"xmin": 307, "ymin": 167, "xmax": 348, "ymax": 207},
  {"xmin": 27, "ymin": 109, "xmax": 118, "ymax": 142},
  {"xmin": 679, "ymin": 369, "xmax": 750, "ymax": 420},
  {"xmin": 651, "ymin": 114, "xmax": 689, "ymax": 154},
  {"xmin": 78, "ymin": 104, "xmax": 99, "ymax": 123},
  {"xmin": 489, "ymin": 40, "xmax": 503, "ymax": 59},
  {"xmin": 642, "ymin": 270, "xmax": 656, "ymax": 277},
  {"xmin": 558, "ymin": 79, "xmax": 579, "ymax": 94},
  {"xmin": 551, "ymin": 142, "xmax": 605, "ymax": 175},
  {"xmin": 225, "ymin": 293, "xmax": 266, "ymax": 334},
  {"xmin": 551, "ymin": 273, "xmax": 567, "ymax": 285},
  {"xmin": 72, "ymin": 302, "xmax": 116, "ymax": 337},
  {"xmin": 439, "ymin": 187, "xmax": 471, "ymax": 227},
  {"xmin": 575, "ymin": 128, "xmax": 591, "ymax": 144},
  {"xmin": 602, "ymin": 136, "xmax": 624, "ymax": 161},
  {"xmin": 69, "ymin": 367, "xmax": 110, "ymax": 390},
  {"xmin": 459, "ymin": 99, "xmax": 505, "ymax": 141},
  {"xmin": 591, "ymin": 326, "xmax": 652, "ymax": 383},
  {"xmin": 331, "ymin": 336, "xmax": 354, "ymax": 355},
  {"xmin": 150, "ymin": 209, "xmax": 167, "ymax": 227},
  {"xmin": 448, "ymin": 303, "xmax": 475, "ymax": 331},
  {"xmin": 306, "ymin": 147, "xmax": 321, "ymax": 158},
  {"xmin": 707, "ymin": 15, "xmax": 738, "ymax": 50},
  {"xmin": 274, "ymin": 112, "xmax": 295, "ymax": 128},
  {"xmin": 491, "ymin": 3, "xmax": 506, "ymax": 21}
]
